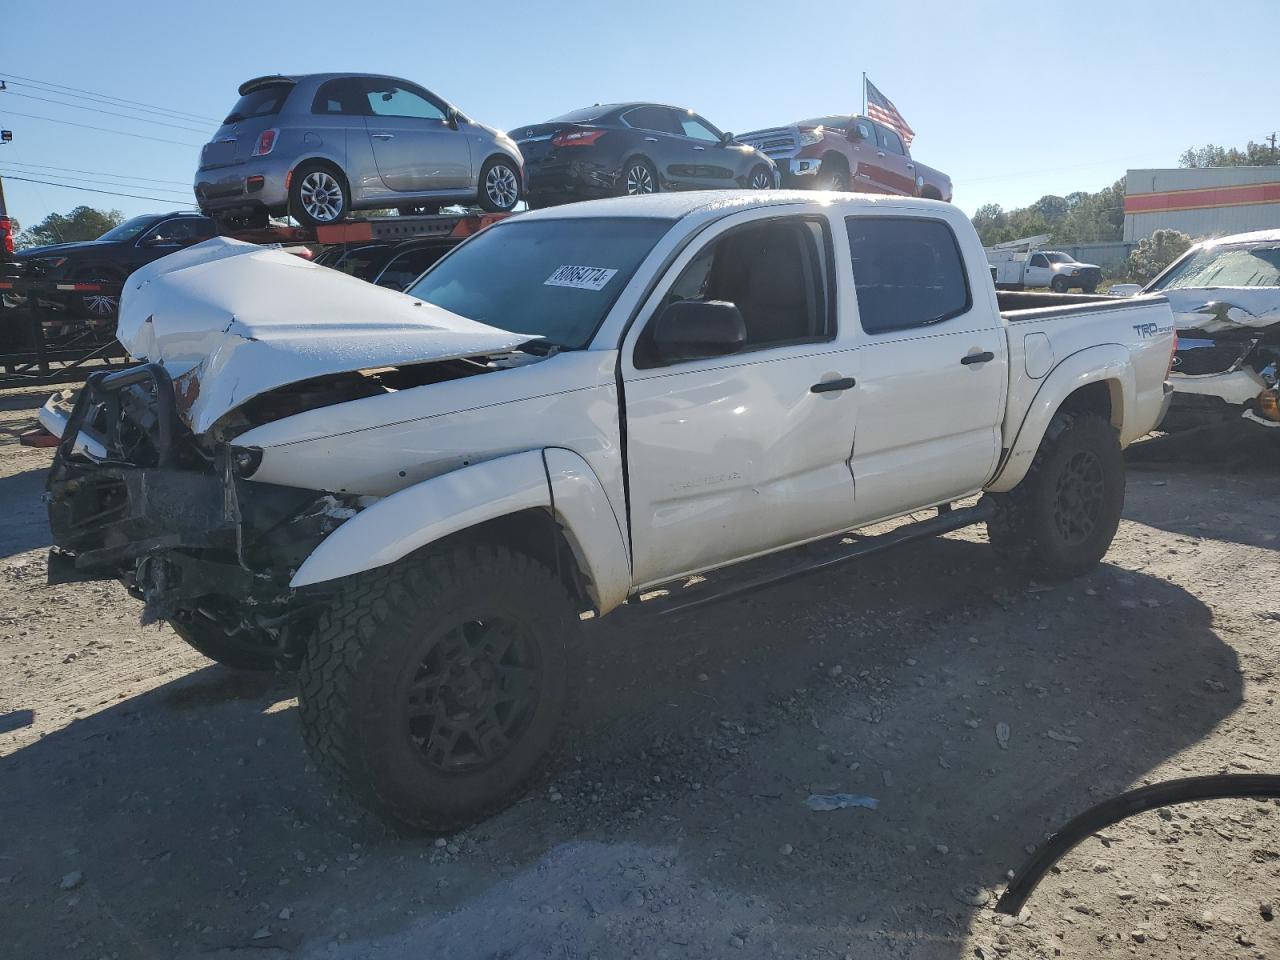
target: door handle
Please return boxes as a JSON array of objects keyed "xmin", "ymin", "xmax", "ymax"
[
  {"xmin": 810, "ymin": 377, "xmax": 857, "ymax": 393},
  {"xmin": 371, "ymin": 133, "xmax": 395, "ymax": 140},
  {"xmin": 693, "ymin": 145, "xmax": 705, "ymax": 151},
  {"xmin": 643, "ymin": 136, "xmax": 658, "ymax": 142},
  {"xmin": 876, "ymin": 151, "xmax": 886, "ymax": 157},
  {"xmin": 960, "ymin": 351, "xmax": 995, "ymax": 365}
]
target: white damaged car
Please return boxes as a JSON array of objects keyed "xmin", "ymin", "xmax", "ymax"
[{"xmin": 45, "ymin": 191, "xmax": 1176, "ymax": 830}]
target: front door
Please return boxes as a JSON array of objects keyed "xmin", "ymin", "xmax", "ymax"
[
  {"xmin": 843, "ymin": 213, "xmax": 1005, "ymax": 522},
  {"xmin": 361, "ymin": 78, "xmax": 472, "ymax": 192},
  {"xmin": 1023, "ymin": 252, "xmax": 1053, "ymax": 288},
  {"xmin": 673, "ymin": 112, "xmax": 737, "ymax": 188},
  {"xmin": 872, "ymin": 124, "xmax": 916, "ymax": 195},
  {"xmin": 622, "ymin": 213, "xmax": 860, "ymax": 586}
]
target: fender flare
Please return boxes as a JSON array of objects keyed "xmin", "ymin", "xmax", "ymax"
[
  {"xmin": 289, "ymin": 449, "xmax": 633, "ymax": 614},
  {"xmin": 986, "ymin": 344, "xmax": 1133, "ymax": 493}
]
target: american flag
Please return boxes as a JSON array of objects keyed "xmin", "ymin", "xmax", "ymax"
[{"xmin": 864, "ymin": 78, "xmax": 915, "ymax": 147}]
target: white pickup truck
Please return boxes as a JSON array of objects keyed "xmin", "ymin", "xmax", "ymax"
[
  {"xmin": 45, "ymin": 191, "xmax": 1175, "ymax": 831},
  {"xmin": 989, "ymin": 248, "xmax": 1103, "ymax": 293}
]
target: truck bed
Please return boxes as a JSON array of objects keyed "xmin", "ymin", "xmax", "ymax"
[{"xmin": 997, "ymin": 290, "xmax": 1125, "ymax": 318}]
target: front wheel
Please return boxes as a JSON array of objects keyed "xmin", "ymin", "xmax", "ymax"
[
  {"xmin": 1050, "ymin": 276, "xmax": 1070, "ymax": 293},
  {"xmin": 298, "ymin": 544, "xmax": 575, "ymax": 832},
  {"xmin": 748, "ymin": 165, "xmax": 774, "ymax": 190},
  {"xmin": 985, "ymin": 413, "xmax": 1125, "ymax": 580},
  {"xmin": 477, "ymin": 157, "xmax": 521, "ymax": 212}
]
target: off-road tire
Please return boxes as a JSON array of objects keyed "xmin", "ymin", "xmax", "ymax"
[
  {"xmin": 985, "ymin": 413, "xmax": 1125, "ymax": 579},
  {"xmin": 298, "ymin": 544, "xmax": 574, "ymax": 833},
  {"xmin": 171, "ymin": 612, "xmax": 279, "ymax": 671}
]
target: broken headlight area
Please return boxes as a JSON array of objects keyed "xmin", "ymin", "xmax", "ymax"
[{"xmin": 45, "ymin": 363, "xmax": 367, "ymax": 664}]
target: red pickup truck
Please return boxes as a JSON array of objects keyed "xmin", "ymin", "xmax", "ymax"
[{"xmin": 738, "ymin": 114, "xmax": 951, "ymax": 201}]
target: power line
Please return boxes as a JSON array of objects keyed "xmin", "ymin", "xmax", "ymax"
[
  {"xmin": 0, "ymin": 174, "xmax": 197, "ymax": 205},
  {"xmin": 0, "ymin": 159, "xmax": 191, "ymax": 186},
  {"xmin": 0, "ymin": 109, "xmax": 203, "ymax": 148},
  {"xmin": 0, "ymin": 167, "xmax": 192, "ymax": 196},
  {"xmin": 4, "ymin": 90, "xmax": 211, "ymax": 134},
  {"xmin": 1, "ymin": 72, "xmax": 219, "ymax": 123}
]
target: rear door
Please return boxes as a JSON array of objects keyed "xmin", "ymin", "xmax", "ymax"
[
  {"xmin": 872, "ymin": 124, "xmax": 916, "ymax": 195},
  {"xmin": 361, "ymin": 78, "xmax": 472, "ymax": 191},
  {"xmin": 621, "ymin": 106, "xmax": 688, "ymax": 189},
  {"xmin": 844, "ymin": 212, "xmax": 1005, "ymax": 522},
  {"xmin": 621, "ymin": 211, "xmax": 860, "ymax": 585}
]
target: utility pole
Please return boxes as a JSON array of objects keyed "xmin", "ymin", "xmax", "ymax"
[{"xmin": 1268, "ymin": 132, "xmax": 1278, "ymax": 159}]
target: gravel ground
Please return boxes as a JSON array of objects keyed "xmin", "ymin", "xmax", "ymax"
[{"xmin": 1, "ymin": 385, "xmax": 1278, "ymax": 960}]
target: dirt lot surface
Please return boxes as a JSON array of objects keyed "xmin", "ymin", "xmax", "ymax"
[{"xmin": 2, "ymin": 386, "xmax": 1279, "ymax": 960}]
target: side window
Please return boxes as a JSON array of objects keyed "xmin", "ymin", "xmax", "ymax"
[
  {"xmin": 374, "ymin": 246, "xmax": 450, "ymax": 290},
  {"xmin": 637, "ymin": 218, "xmax": 833, "ymax": 367},
  {"xmin": 679, "ymin": 115, "xmax": 720, "ymax": 142},
  {"xmin": 364, "ymin": 81, "xmax": 445, "ymax": 121},
  {"xmin": 141, "ymin": 219, "xmax": 203, "ymax": 245},
  {"xmin": 845, "ymin": 217, "xmax": 971, "ymax": 335},
  {"xmin": 1029, "ymin": 253, "xmax": 1049, "ymax": 268},
  {"xmin": 312, "ymin": 78, "xmax": 365, "ymax": 115},
  {"xmin": 623, "ymin": 106, "xmax": 678, "ymax": 135},
  {"xmin": 876, "ymin": 125, "xmax": 905, "ymax": 156}
]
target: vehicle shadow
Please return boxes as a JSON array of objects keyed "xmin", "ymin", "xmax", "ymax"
[
  {"xmin": 1125, "ymin": 428, "xmax": 1280, "ymax": 550},
  {"xmin": 0, "ymin": 465, "xmax": 52, "ymax": 558},
  {"xmin": 0, "ymin": 535, "xmax": 1241, "ymax": 959}
]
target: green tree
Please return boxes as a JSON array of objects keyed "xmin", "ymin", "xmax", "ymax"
[
  {"xmin": 16, "ymin": 205, "xmax": 124, "ymax": 248},
  {"xmin": 970, "ymin": 179, "xmax": 1125, "ymax": 247},
  {"xmin": 1179, "ymin": 141, "xmax": 1279, "ymax": 168},
  {"xmin": 1126, "ymin": 228, "xmax": 1192, "ymax": 285}
]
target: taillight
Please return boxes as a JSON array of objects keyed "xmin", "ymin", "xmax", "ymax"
[
  {"xmin": 0, "ymin": 217, "xmax": 12, "ymax": 256},
  {"xmin": 551, "ymin": 128, "xmax": 605, "ymax": 148},
  {"xmin": 1166, "ymin": 330, "xmax": 1178, "ymax": 377},
  {"xmin": 252, "ymin": 128, "xmax": 279, "ymax": 157}
]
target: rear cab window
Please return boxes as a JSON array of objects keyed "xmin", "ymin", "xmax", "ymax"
[
  {"xmin": 224, "ymin": 82, "xmax": 293, "ymax": 124},
  {"xmin": 845, "ymin": 217, "xmax": 971, "ymax": 334}
]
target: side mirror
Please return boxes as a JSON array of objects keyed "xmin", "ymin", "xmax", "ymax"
[
  {"xmin": 650, "ymin": 299, "xmax": 746, "ymax": 363},
  {"xmin": 848, "ymin": 125, "xmax": 867, "ymax": 141},
  {"xmin": 445, "ymin": 106, "xmax": 460, "ymax": 129},
  {"xmin": 720, "ymin": 131, "xmax": 735, "ymax": 144}
]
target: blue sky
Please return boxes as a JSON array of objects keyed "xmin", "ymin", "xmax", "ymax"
[{"xmin": 3, "ymin": 0, "xmax": 1277, "ymax": 231}]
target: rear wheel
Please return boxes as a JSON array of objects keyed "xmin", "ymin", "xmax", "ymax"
[
  {"xmin": 289, "ymin": 162, "xmax": 350, "ymax": 229},
  {"xmin": 621, "ymin": 158, "xmax": 658, "ymax": 196},
  {"xmin": 69, "ymin": 266, "xmax": 120, "ymax": 323},
  {"xmin": 298, "ymin": 544, "xmax": 575, "ymax": 832},
  {"xmin": 477, "ymin": 157, "xmax": 521, "ymax": 212},
  {"xmin": 986, "ymin": 413, "xmax": 1125, "ymax": 580}
]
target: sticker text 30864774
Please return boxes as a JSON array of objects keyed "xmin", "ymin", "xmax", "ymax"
[{"xmin": 544, "ymin": 265, "xmax": 618, "ymax": 291}]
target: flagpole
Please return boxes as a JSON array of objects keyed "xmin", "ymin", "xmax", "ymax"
[{"xmin": 861, "ymin": 73, "xmax": 867, "ymax": 115}]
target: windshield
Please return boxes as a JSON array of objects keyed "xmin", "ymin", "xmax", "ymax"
[
  {"xmin": 407, "ymin": 218, "xmax": 672, "ymax": 349},
  {"xmin": 1042, "ymin": 252, "xmax": 1074, "ymax": 264},
  {"xmin": 97, "ymin": 215, "xmax": 159, "ymax": 243},
  {"xmin": 1151, "ymin": 243, "xmax": 1280, "ymax": 290},
  {"xmin": 223, "ymin": 83, "xmax": 293, "ymax": 124}
]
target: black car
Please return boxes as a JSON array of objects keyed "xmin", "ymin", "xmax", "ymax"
[
  {"xmin": 312, "ymin": 235, "xmax": 464, "ymax": 290},
  {"xmin": 511, "ymin": 102, "xmax": 778, "ymax": 207},
  {"xmin": 13, "ymin": 211, "xmax": 215, "ymax": 317}
]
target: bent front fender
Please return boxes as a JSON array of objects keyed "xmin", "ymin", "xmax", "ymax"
[
  {"xmin": 289, "ymin": 449, "xmax": 632, "ymax": 614},
  {"xmin": 986, "ymin": 345, "xmax": 1133, "ymax": 493}
]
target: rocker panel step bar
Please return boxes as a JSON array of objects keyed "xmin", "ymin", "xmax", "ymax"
[{"xmin": 643, "ymin": 501, "xmax": 994, "ymax": 618}]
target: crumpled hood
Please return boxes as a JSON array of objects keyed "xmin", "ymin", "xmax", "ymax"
[
  {"xmin": 117, "ymin": 237, "xmax": 535, "ymax": 434},
  {"xmin": 1161, "ymin": 287, "xmax": 1280, "ymax": 334}
]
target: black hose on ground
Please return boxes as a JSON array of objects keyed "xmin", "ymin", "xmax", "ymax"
[{"xmin": 996, "ymin": 774, "xmax": 1280, "ymax": 915}]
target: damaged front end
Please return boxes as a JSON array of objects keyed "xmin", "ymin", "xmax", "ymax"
[
  {"xmin": 1167, "ymin": 300, "xmax": 1280, "ymax": 431},
  {"xmin": 46, "ymin": 363, "xmax": 357, "ymax": 666}
]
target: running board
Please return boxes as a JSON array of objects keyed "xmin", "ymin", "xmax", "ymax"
[{"xmin": 644, "ymin": 501, "xmax": 994, "ymax": 618}]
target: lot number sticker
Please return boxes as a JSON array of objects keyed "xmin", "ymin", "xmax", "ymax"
[{"xmin": 545, "ymin": 265, "xmax": 618, "ymax": 291}]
